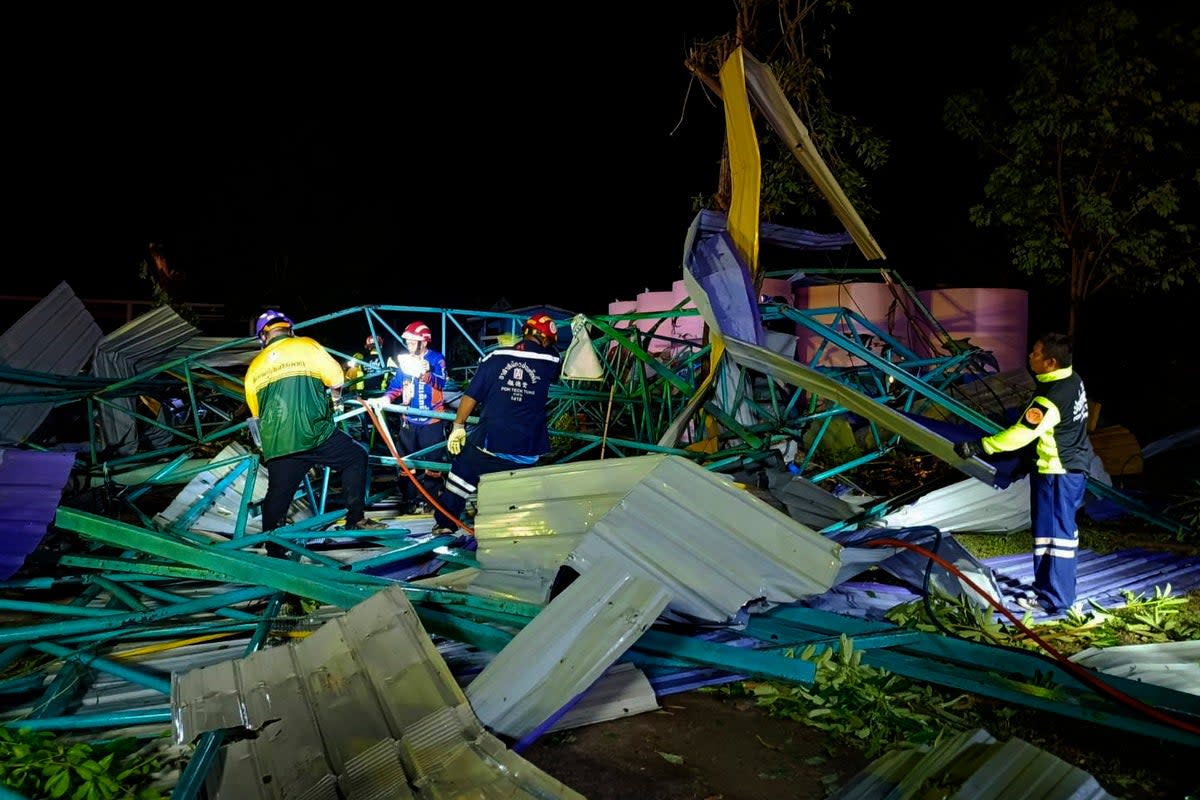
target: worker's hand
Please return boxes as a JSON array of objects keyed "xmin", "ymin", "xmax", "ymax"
[
  {"xmin": 447, "ymin": 424, "xmax": 467, "ymax": 456},
  {"xmin": 366, "ymin": 395, "xmax": 389, "ymax": 411},
  {"xmin": 401, "ymin": 382, "xmax": 415, "ymax": 405},
  {"xmin": 954, "ymin": 439, "xmax": 982, "ymax": 459}
]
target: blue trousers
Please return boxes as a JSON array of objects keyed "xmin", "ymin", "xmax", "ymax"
[
  {"xmin": 1030, "ymin": 471, "xmax": 1087, "ymax": 611},
  {"xmin": 433, "ymin": 445, "xmax": 536, "ymax": 531}
]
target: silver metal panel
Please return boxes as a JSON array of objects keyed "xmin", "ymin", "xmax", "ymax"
[
  {"xmin": 0, "ymin": 281, "xmax": 103, "ymax": 444},
  {"xmin": 466, "ymin": 560, "xmax": 672, "ymax": 739},
  {"xmin": 874, "ymin": 476, "xmax": 1029, "ymax": 534},
  {"xmin": 954, "ymin": 737, "xmax": 1116, "ymax": 799},
  {"xmin": 1070, "ymin": 641, "xmax": 1200, "ymax": 697},
  {"xmin": 173, "ymin": 586, "xmax": 583, "ymax": 800},
  {"xmin": 544, "ymin": 662, "xmax": 660, "ymax": 733},
  {"xmin": 469, "ymin": 457, "xmax": 665, "ymax": 603},
  {"xmin": 91, "ymin": 305, "xmax": 200, "ymax": 456},
  {"xmin": 722, "ymin": 336, "xmax": 998, "ymax": 485},
  {"xmin": 399, "ymin": 704, "xmax": 586, "ymax": 800},
  {"xmin": 565, "ymin": 454, "xmax": 843, "ymax": 623},
  {"xmin": 832, "ymin": 727, "xmax": 1117, "ymax": 800}
]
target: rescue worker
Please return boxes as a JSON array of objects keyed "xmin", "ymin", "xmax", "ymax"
[
  {"xmin": 431, "ymin": 314, "xmax": 562, "ymax": 536},
  {"xmin": 244, "ymin": 309, "xmax": 387, "ymax": 548},
  {"xmin": 369, "ymin": 321, "xmax": 448, "ymax": 513},
  {"xmin": 955, "ymin": 332, "xmax": 1091, "ymax": 614},
  {"xmin": 365, "ymin": 335, "xmax": 393, "ymax": 390}
]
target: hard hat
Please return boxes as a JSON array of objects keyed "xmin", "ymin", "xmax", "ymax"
[
  {"xmin": 255, "ymin": 310, "xmax": 293, "ymax": 341},
  {"xmin": 402, "ymin": 321, "xmax": 432, "ymax": 344},
  {"xmin": 522, "ymin": 314, "xmax": 558, "ymax": 346},
  {"xmin": 365, "ymin": 335, "xmax": 383, "ymax": 350}
]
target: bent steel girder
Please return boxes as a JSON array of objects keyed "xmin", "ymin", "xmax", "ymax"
[{"xmin": 0, "ymin": 297, "xmax": 999, "ymax": 507}]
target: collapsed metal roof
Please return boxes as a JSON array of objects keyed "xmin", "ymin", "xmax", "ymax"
[{"xmin": 1, "ymin": 221, "xmax": 1196, "ymax": 796}]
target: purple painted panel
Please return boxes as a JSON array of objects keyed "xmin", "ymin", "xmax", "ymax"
[{"xmin": 0, "ymin": 449, "xmax": 76, "ymax": 580}]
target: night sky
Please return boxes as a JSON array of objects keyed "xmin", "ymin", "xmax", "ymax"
[{"xmin": 5, "ymin": 4, "xmax": 1184, "ymax": 324}]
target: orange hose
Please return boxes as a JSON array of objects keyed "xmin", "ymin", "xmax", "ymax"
[
  {"xmin": 357, "ymin": 399, "xmax": 474, "ymax": 536},
  {"xmin": 865, "ymin": 537, "xmax": 1200, "ymax": 738}
]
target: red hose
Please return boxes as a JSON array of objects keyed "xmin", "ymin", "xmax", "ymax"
[
  {"xmin": 865, "ymin": 537, "xmax": 1200, "ymax": 737},
  {"xmin": 358, "ymin": 399, "xmax": 474, "ymax": 536}
]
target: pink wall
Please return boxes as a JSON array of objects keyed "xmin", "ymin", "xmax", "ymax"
[
  {"xmin": 916, "ymin": 287, "xmax": 1028, "ymax": 372},
  {"xmin": 793, "ymin": 282, "xmax": 913, "ymax": 367}
]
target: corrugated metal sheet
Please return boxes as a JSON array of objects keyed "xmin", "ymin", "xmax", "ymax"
[
  {"xmin": 172, "ymin": 585, "xmax": 584, "ymax": 800},
  {"xmin": 0, "ymin": 448, "xmax": 76, "ymax": 579},
  {"xmin": 91, "ymin": 305, "xmax": 199, "ymax": 456},
  {"xmin": 804, "ymin": 546, "xmax": 1200, "ymax": 622},
  {"xmin": 831, "ymin": 727, "xmax": 1116, "ymax": 799},
  {"xmin": 1070, "ymin": 641, "xmax": 1200, "ymax": 697},
  {"xmin": 472, "ymin": 454, "xmax": 842, "ymax": 620},
  {"xmin": 986, "ymin": 547, "xmax": 1200, "ymax": 620},
  {"xmin": 564, "ymin": 454, "xmax": 843, "ymax": 623},
  {"xmin": 0, "ymin": 281, "xmax": 103, "ymax": 444},
  {"xmin": 466, "ymin": 560, "xmax": 671, "ymax": 740},
  {"xmin": 874, "ymin": 477, "xmax": 1030, "ymax": 534}
]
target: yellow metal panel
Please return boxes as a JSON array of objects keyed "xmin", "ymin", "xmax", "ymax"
[{"xmin": 719, "ymin": 47, "xmax": 762, "ymax": 279}]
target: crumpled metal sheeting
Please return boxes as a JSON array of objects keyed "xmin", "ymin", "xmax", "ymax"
[
  {"xmin": 399, "ymin": 703, "xmax": 584, "ymax": 799},
  {"xmin": 1070, "ymin": 640, "xmax": 1200, "ymax": 697},
  {"xmin": 831, "ymin": 727, "xmax": 1117, "ymax": 799},
  {"xmin": 564, "ymin": 454, "xmax": 842, "ymax": 623},
  {"xmin": 171, "ymin": 585, "xmax": 583, "ymax": 800},
  {"xmin": 872, "ymin": 477, "xmax": 1030, "ymax": 535},
  {"xmin": 466, "ymin": 560, "xmax": 671, "ymax": 740},
  {"xmin": 0, "ymin": 280, "xmax": 103, "ymax": 445}
]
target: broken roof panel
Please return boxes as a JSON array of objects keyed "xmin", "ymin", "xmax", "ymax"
[
  {"xmin": 466, "ymin": 559, "xmax": 671, "ymax": 741},
  {"xmin": 91, "ymin": 305, "xmax": 200, "ymax": 457},
  {"xmin": 564, "ymin": 454, "xmax": 843, "ymax": 623},
  {"xmin": 0, "ymin": 448, "xmax": 76, "ymax": 580},
  {"xmin": 0, "ymin": 281, "xmax": 103, "ymax": 444},
  {"xmin": 172, "ymin": 585, "xmax": 583, "ymax": 800}
]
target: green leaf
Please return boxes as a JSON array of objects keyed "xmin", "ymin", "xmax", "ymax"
[
  {"xmin": 657, "ymin": 751, "xmax": 684, "ymax": 765},
  {"xmin": 45, "ymin": 769, "xmax": 72, "ymax": 798}
]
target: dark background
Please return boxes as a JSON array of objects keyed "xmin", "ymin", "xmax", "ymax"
[
  {"xmin": 6, "ymin": 4, "xmax": 1197, "ymax": 440},
  {"xmin": 9, "ymin": 5, "xmax": 1039, "ymax": 312}
]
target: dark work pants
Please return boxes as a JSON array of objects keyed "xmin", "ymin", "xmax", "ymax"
[
  {"xmin": 395, "ymin": 422, "xmax": 447, "ymax": 505},
  {"xmin": 261, "ymin": 430, "xmax": 369, "ymax": 545},
  {"xmin": 433, "ymin": 444, "xmax": 535, "ymax": 531},
  {"xmin": 1030, "ymin": 471, "xmax": 1087, "ymax": 612}
]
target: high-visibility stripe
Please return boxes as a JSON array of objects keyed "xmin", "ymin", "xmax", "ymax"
[
  {"xmin": 446, "ymin": 472, "xmax": 476, "ymax": 494},
  {"xmin": 1034, "ymin": 546, "xmax": 1078, "ymax": 559},
  {"xmin": 1033, "ymin": 536, "xmax": 1077, "ymax": 549}
]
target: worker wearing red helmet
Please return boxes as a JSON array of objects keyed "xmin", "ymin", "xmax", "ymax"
[
  {"xmin": 370, "ymin": 321, "xmax": 449, "ymax": 513},
  {"xmin": 243, "ymin": 310, "xmax": 386, "ymax": 545},
  {"xmin": 431, "ymin": 314, "xmax": 562, "ymax": 536}
]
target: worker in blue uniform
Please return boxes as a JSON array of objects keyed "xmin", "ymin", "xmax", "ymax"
[
  {"xmin": 956, "ymin": 332, "xmax": 1092, "ymax": 614},
  {"xmin": 431, "ymin": 315, "xmax": 562, "ymax": 536}
]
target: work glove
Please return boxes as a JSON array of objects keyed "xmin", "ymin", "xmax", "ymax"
[
  {"xmin": 366, "ymin": 395, "xmax": 389, "ymax": 411},
  {"xmin": 954, "ymin": 439, "xmax": 982, "ymax": 459},
  {"xmin": 447, "ymin": 423, "xmax": 467, "ymax": 456}
]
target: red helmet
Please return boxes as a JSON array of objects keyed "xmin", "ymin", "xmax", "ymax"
[
  {"xmin": 522, "ymin": 314, "xmax": 558, "ymax": 346},
  {"xmin": 402, "ymin": 321, "xmax": 432, "ymax": 344}
]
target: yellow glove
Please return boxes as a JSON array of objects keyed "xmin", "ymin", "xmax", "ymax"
[{"xmin": 447, "ymin": 424, "xmax": 467, "ymax": 455}]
